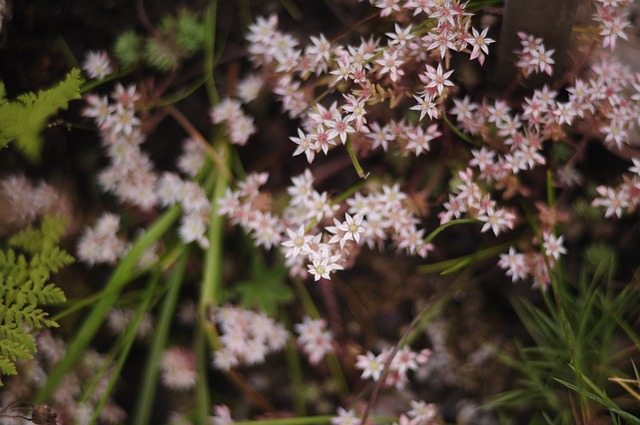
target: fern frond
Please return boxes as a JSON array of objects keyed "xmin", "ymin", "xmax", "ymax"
[
  {"xmin": 30, "ymin": 247, "xmax": 75, "ymax": 277},
  {"xmin": 37, "ymin": 282, "xmax": 67, "ymax": 306},
  {"xmin": 0, "ymin": 216, "xmax": 72, "ymax": 386},
  {"xmin": 0, "ymin": 69, "xmax": 84, "ymax": 162},
  {"xmin": 0, "ymin": 324, "xmax": 37, "ymax": 386},
  {"xmin": 0, "ymin": 249, "xmax": 28, "ymax": 279},
  {"xmin": 4, "ymin": 303, "xmax": 57, "ymax": 329},
  {"xmin": 0, "ymin": 324, "xmax": 36, "ymax": 362},
  {"xmin": 10, "ymin": 215, "xmax": 71, "ymax": 253},
  {"xmin": 0, "ymin": 355, "xmax": 17, "ymax": 376}
]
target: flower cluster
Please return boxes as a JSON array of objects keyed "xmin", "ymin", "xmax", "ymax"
[
  {"xmin": 294, "ymin": 316, "xmax": 334, "ymax": 364},
  {"xmin": 81, "ymin": 83, "xmax": 155, "ymax": 210},
  {"xmin": 160, "ymin": 347, "xmax": 197, "ymax": 391},
  {"xmin": 355, "ymin": 346, "xmax": 432, "ymax": 390},
  {"xmin": 212, "ymin": 305, "xmax": 289, "ymax": 370},
  {"xmin": 331, "ymin": 400, "xmax": 441, "ymax": 425},
  {"xmin": 514, "ymin": 32, "xmax": 555, "ymax": 77},
  {"xmin": 443, "ymin": 52, "xmax": 640, "ymax": 285},
  {"xmin": 80, "ymin": 80, "xmax": 213, "ymax": 255},
  {"xmin": 593, "ymin": 158, "xmax": 640, "ymax": 218},
  {"xmin": 498, "ymin": 231, "xmax": 567, "ymax": 289},
  {"xmin": 438, "ymin": 168, "xmax": 516, "ymax": 236},
  {"xmin": 156, "ymin": 171, "xmax": 211, "ymax": 248},
  {"xmin": 106, "ymin": 307, "xmax": 154, "ymax": 339},
  {"xmin": 77, "ymin": 213, "xmax": 129, "ymax": 265},
  {"xmin": 243, "ymin": 1, "xmax": 494, "ymax": 163},
  {"xmin": 210, "ymin": 98, "xmax": 256, "ymax": 146},
  {"xmin": 0, "ymin": 175, "xmax": 71, "ymax": 228},
  {"xmin": 177, "ymin": 137, "xmax": 207, "ymax": 178},
  {"xmin": 218, "ymin": 169, "xmax": 434, "ymax": 282},
  {"xmin": 593, "ymin": 0, "xmax": 632, "ymax": 51},
  {"xmin": 232, "ymin": 4, "xmax": 602, "ymax": 288}
]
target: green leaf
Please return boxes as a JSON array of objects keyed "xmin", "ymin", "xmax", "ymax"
[
  {"xmin": 0, "ymin": 323, "xmax": 37, "ymax": 376},
  {"xmin": 0, "ymin": 216, "xmax": 72, "ymax": 386},
  {"xmin": 0, "ymin": 69, "xmax": 84, "ymax": 162},
  {"xmin": 10, "ymin": 215, "xmax": 71, "ymax": 253},
  {"xmin": 235, "ymin": 257, "xmax": 293, "ymax": 316}
]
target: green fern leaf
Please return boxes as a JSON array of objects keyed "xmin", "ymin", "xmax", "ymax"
[
  {"xmin": 0, "ymin": 324, "xmax": 36, "ymax": 360},
  {"xmin": 30, "ymin": 247, "xmax": 75, "ymax": 276},
  {"xmin": 10, "ymin": 215, "xmax": 71, "ymax": 254},
  {"xmin": 0, "ymin": 356, "xmax": 17, "ymax": 376},
  {"xmin": 0, "ymin": 216, "xmax": 72, "ymax": 386},
  {"xmin": 1, "ymin": 275, "xmax": 23, "ymax": 305},
  {"xmin": 0, "ymin": 69, "xmax": 84, "ymax": 162},
  {"xmin": 39, "ymin": 283, "xmax": 67, "ymax": 305},
  {"xmin": 3, "ymin": 303, "xmax": 51, "ymax": 329},
  {"xmin": 0, "ymin": 324, "xmax": 36, "ymax": 385},
  {"xmin": 0, "ymin": 250, "xmax": 28, "ymax": 283},
  {"xmin": 0, "ymin": 331, "xmax": 35, "ymax": 362}
]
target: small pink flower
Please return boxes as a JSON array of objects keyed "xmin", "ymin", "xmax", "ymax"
[
  {"xmin": 161, "ymin": 347, "xmax": 197, "ymax": 390},
  {"xmin": 82, "ymin": 50, "xmax": 113, "ymax": 79}
]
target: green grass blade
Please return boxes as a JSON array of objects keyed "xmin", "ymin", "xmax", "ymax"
[
  {"xmin": 200, "ymin": 142, "xmax": 228, "ymax": 328},
  {"xmin": 88, "ymin": 271, "xmax": 162, "ymax": 425},
  {"xmin": 195, "ymin": 327, "xmax": 211, "ymax": 425},
  {"xmin": 132, "ymin": 250, "xmax": 189, "ymax": 425},
  {"xmin": 36, "ymin": 205, "xmax": 181, "ymax": 403}
]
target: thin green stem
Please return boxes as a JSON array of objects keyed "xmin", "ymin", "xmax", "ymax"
[
  {"xmin": 331, "ymin": 179, "xmax": 371, "ymax": 206},
  {"xmin": 56, "ymin": 36, "xmax": 79, "ymax": 68},
  {"xmin": 204, "ymin": 0, "xmax": 220, "ymax": 105},
  {"xmin": 238, "ymin": 0, "xmax": 252, "ymax": 29},
  {"xmin": 549, "ymin": 257, "xmax": 587, "ymax": 418},
  {"xmin": 200, "ymin": 142, "xmax": 228, "ymax": 327},
  {"xmin": 132, "ymin": 251, "xmax": 190, "ymax": 425},
  {"xmin": 346, "ymin": 139, "xmax": 367, "ymax": 179},
  {"xmin": 141, "ymin": 75, "xmax": 207, "ymax": 109},
  {"xmin": 283, "ymin": 317, "xmax": 306, "ymax": 415},
  {"xmin": 467, "ymin": 0, "xmax": 503, "ymax": 12},
  {"xmin": 278, "ymin": 0, "xmax": 303, "ymax": 20},
  {"xmin": 198, "ymin": 140, "xmax": 275, "ymax": 413},
  {"xmin": 418, "ymin": 241, "xmax": 515, "ymax": 274},
  {"xmin": 546, "ymin": 170, "xmax": 556, "ymax": 209},
  {"xmin": 292, "ymin": 278, "xmax": 321, "ymax": 320},
  {"xmin": 424, "ymin": 218, "xmax": 479, "ymax": 245},
  {"xmin": 402, "ymin": 296, "xmax": 450, "ymax": 346},
  {"xmin": 442, "ymin": 113, "xmax": 477, "ymax": 146},
  {"xmin": 195, "ymin": 327, "xmax": 211, "ymax": 425},
  {"xmin": 233, "ymin": 417, "xmax": 333, "ymax": 425},
  {"xmin": 326, "ymin": 352, "xmax": 349, "ymax": 396},
  {"xmin": 80, "ymin": 66, "xmax": 137, "ymax": 94}
]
